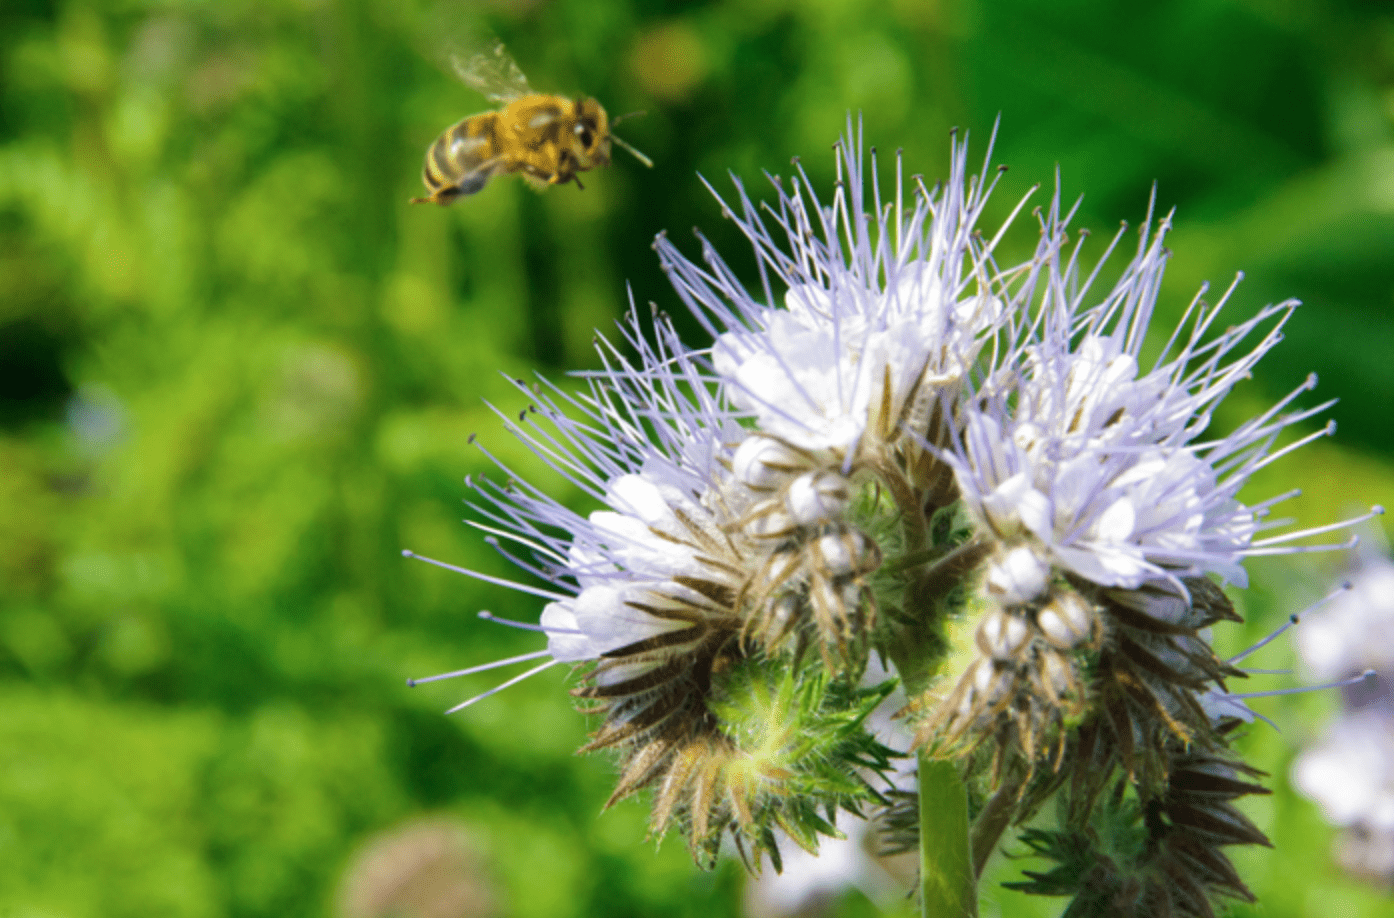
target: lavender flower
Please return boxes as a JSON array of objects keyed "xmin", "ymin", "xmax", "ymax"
[
  {"xmin": 1294, "ymin": 542, "xmax": 1394, "ymax": 885},
  {"xmin": 1294, "ymin": 710, "xmax": 1394, "ymax": 882},
  {"xmin": 408, "ymin": 119, "xmax": 1381, "ymax": 916},
  {"xmin": 408, "ymin": 306, "xmax": 896, "ymax": 863},
  {"xmin": 664, "ymin": 130, "xmax": 1018, "ymax": 462}
]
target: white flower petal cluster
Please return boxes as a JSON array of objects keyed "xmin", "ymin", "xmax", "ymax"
[
  {"xmin": 1293, "ymin": 706, "xmax": 1394, "ymax": 882},
  {"xmin": 457, "ymin": 311, "xmax": 755, "ymax": 674},
  {"xmin": 943, "ymin": 209, "xmax": 1316, "ymax": 593},
  {"xmin": 712, "ymin": 265, "xmax": 998, "ymax": 454},
  {"xmin": 1293, "ymin": 710, "xmax": 1394, "ymax": 830},
  {"xmin": 661, "ymin": 128, "xmax": 1019, "ymax": 464},
  {"xmin": 541, "ymin": 473, "xmax": 717, "ymax": 663}
]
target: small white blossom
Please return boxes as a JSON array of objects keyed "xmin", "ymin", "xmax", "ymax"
[
  {"xmin": 540, "ymin": 472, "xmax": 725, "ymax": 665},
  {"xmin": 659, "ymin": 121, "xmax": 1027, "ymax": 460},
  {"xmin": 944, "ymin": 197, "xmax": 1356, "ymax": 594},
  {"xmin": 711, "ymin": 269, "xmax": 997, "ymax": 454},
  {"xmin": 406, "ymin": 308, "xmax": 750, "ymax": 708}
]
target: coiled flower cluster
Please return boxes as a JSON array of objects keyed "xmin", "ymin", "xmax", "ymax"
[{"xmin": 408, "ymin": 120, "xmax": 1382, "ymax": 914}]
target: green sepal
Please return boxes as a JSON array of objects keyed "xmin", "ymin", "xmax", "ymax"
[{"xmin": 692, "ymin": 653, "xmax": 900, "ymax": 871}]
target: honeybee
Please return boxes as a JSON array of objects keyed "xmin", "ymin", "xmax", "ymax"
[{"xmin": 411, "ymin": 43, "xmax": 652, "ymax": 205}]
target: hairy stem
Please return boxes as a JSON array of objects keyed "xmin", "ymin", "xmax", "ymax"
[
  {"xmin": 919, "ymin": 753, "xmax": 978, "ymax": 918},
  {"xmin": 970, "ymin": 781, "xmax": 1020, "ymax": 878}
]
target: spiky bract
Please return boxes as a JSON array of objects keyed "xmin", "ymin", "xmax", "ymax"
[{"xmin": 1007, "ymin": 727, "xmax": 1271, "ymax": 918}]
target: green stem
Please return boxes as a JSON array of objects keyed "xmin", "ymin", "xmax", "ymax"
[
  {"xmin": 918, "ymin": 753, "xmax": 978, "ymax": 918},
  {"xmin": 969, "ymin": 782, "xmax": 1019, "ymax": 878}
]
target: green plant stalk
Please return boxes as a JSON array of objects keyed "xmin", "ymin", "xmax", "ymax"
[{"xmin": 918, "ymin": 753, "xmax": 978, "ymax": 918}]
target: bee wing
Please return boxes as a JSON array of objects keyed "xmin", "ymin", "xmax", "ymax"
[
  {"xmin": 452, "ymin": 42, "xmax": 531, "ymax": 103},
  {"xmin": 452, "ymin": 156, "xmax": 503, "ymax": 196}
]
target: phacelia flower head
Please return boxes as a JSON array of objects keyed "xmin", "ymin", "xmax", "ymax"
[
  {"xmin": 1294, "ymin": 709, "xmax": 1394, "ymax": 883},
  {"xmin": 408, "ymin": 308, "xmax": 746, "ymax": 714},
  {"xmin": 659, "ymin": 121, "xmax": 1031, "ymax": 469},
  {"xmin": 407, "ymin": 119, "xmax": 1380, "ymax": 918},
  {"xmin": 919, "ymin": 183, "xmax": 1383, "ymax": 794},
  {"xmin": 407, "ymin": 304, "xmax": 896, "ymax": 864},
  {"xmin": 946, "ymin": 199, "xmax": 1334, "ymax": 595}
]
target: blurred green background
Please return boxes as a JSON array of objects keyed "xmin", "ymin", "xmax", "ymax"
[{"xmin": 3, "ymin": 0, "xmax": 1394, "ymax": 916}]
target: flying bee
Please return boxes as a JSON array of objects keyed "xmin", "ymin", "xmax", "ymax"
[{"xmin": 411, "ymin": 43, "xmax": 652, "ymax": 205}]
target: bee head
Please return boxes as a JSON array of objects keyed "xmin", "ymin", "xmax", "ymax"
[{"xmin": 571, "ymin": 97, "xmax": 611, "ymax": 167}]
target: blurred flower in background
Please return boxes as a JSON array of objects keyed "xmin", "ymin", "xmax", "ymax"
[
  {"xmin": 338, "ymin": 817, "xmax": 499, "ymax": 918},
  {"xmin": 743, "ymin": 814, "xmax": 908, "ymax": 918},
  {"xmin": 1293, "ymin": 532, "xmax": 1394, "ymax": 887}
]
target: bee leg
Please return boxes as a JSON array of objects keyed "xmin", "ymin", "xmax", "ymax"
[
  {"xmin": 552, "ymin": 150, "xmax": 580, "ymax": 189},
  {"xmin": 410, "ymin": 188, "xmax": 462, "ymax": 206}
]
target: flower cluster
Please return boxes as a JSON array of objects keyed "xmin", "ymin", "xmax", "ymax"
[
  {"xmin": 409, "ymin": 121, "xmax": 1381, "ymax": 915},
  {"xmin": 1293, "ymin": 542, "xmax": 1394, "ymax": 885}
]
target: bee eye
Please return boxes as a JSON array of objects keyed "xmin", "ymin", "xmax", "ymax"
[{"xmin": 576, "ymin": 122, "xmax": 594, "ymax": 148}]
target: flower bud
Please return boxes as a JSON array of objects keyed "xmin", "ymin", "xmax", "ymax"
[
  {"xmin": 1037, "ymin": 592, "xmax": 1097, "ymax": 649},
  {"xmin": 984, "ymin": 545, "xmax": 1051, "ymax": 605},
  {"xmin": 977, "ymin": 609, "xmax": 1030, "ymax": 660},
  {"xmin": 745, "ymin": 504, "xmax": 796, "ymax": 541},
  {"xmin": 732, "ymin": 436, "xmax": 803, "ymax": 491},
  {"xmin": 959, "ymin": 658, "xmax": 1013, "ymax": 718},
  {"xmin": 1037, "ymin": 648, "xmax": 1075, "ymax": 702},
  {"xmin": 814, "ymin": 528, "xmax": 879, "ymax": 577},
  {"xmin": 785, "ymin": 471, "xmax": 850, "ymax": 525}
]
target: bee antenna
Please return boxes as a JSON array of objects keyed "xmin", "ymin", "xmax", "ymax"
[
  {"xmin": 611, "ymin": 110, "xmax": 647, "ymax": 127},
  {"xmin": 611, "ymin": 133, "xmax": 654, "ymax": 168}
]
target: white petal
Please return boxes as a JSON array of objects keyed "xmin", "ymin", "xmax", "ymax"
[
  {"xmin": 1095, "ymin": 496, "xmax": 1137, "ymax": 543},
  {"xmin": 541, "ymin": 602, "xmax": 589, "ymax": 662}
]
